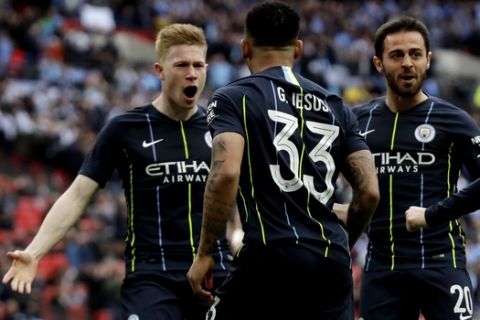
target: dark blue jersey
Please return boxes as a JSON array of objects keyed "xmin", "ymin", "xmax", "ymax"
[
  {"xmin": 79, "ymin": 105, "xmax": 231, "ymax": 275},
  {"xmin": 206, "ymin": 66, "xmax": 369, "ymax": 267},
  {"xmin": 353, "ymin": 96, "xmax": 480, "ymax": 271},
  {"xmin": 426, "ymin": 177, "xmax": 480, "ymax": 226}
]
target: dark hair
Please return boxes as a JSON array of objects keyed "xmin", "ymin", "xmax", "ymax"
[
  {"xmin": 374, "ymin": 16, "xmax": 430, "ymax": 58},
  {"xmin": 245, "ymin": 2, "xmax": 300, "ymax": 47}
]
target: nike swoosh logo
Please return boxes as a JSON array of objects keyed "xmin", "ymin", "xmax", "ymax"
[
  {"xmin": 459, "ymin": 314, "xmax": 472, "ymax": 320},
  {"xmin": 142, "ymin": 139, "xmax": 164, "ymax": 148},
  {"xmin": 359, "ymin": 129, "xmax": 375, "ymax": 137}
]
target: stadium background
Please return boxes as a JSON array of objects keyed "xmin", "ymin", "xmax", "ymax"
[{"xmin": 1, "ymin": 0, "xmax": 480, "ymax": 319}]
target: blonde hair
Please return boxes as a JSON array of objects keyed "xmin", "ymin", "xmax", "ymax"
[{"xmin": 155, "ymin": 23, "xmax": 207, "ymax": 62}]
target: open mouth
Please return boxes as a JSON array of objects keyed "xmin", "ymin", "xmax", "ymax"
[
  {"xmin": 184, "ymin": 86, "xmax": 198, "ymax": 98},
  {"xmin": 400, "ymin": 74, "xmax": 415, "ymax": 81}
]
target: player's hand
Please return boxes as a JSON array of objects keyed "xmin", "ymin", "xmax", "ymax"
[
  {"xmin": 187, "ymin": 254, "xmax": 215, "ymax": 302},
  {"xmin": 2, "ymin": 250, "xmax": 38, "ymax": 294},
  {"xmin": 333, "ymin": 203, "xmax": 349, "ymax": 224},
  {"xmin": 405, "ymin": 206, "xmax": 428, "ymax": 232}
]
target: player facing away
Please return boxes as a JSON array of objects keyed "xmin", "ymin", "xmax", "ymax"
[
  {"xmin": 2, "ymin": 23, "xmax": 237, "ymax": 320},
  {"xmin": 406, "ymin": 177, "xmax": 480, "ymax": 232},
  {"xmin": 187, "ymin": 2, "xmax": 379, "ymax": 320},
  {"xmin": 353, "ymin": 16, "xmax": 480, "ymax": 320}
]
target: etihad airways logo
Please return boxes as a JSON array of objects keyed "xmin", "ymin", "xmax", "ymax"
[
  {"xmin": 146, "ymin": 160, "xmax": 209, "ymax": 183},
  {"xmin": 372, "ymin": 152, "xmax": 435, "ymax": 174}
]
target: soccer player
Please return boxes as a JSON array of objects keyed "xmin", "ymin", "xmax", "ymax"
[
  {"xmin": 2, "ymin": 23, "xmax": 237, "ymax": 320},
  {"xmin": 406, "ymin": 177, "xmax": 480, "ymax": 231},
  {"xmin": 187, "ymin": 2, "xmax": 379, "ymax": 319},
  {"xmin": 353, "ymin": 16, "xmax": 480, "ymax": 319}
]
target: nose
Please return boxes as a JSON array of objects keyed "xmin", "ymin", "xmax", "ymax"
[
  {"xmin": 401, "ymin": 56, "xmax": 413, "ymax": 68},
  {"xmin": 186, "ymin": 65, "xmax": 198, "ymax": 80}
]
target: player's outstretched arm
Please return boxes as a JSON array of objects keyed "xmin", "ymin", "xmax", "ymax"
[
  {"xmin": 343, "ymin": 149, "xmax": 380, "ymax": 248},
  {"xmin": 406, "ymin": 177, "xmax": 480, "ymax": 231},
  {"xmin": 2, "ymin": 174, "xmax": 100, "ymax": 294}
]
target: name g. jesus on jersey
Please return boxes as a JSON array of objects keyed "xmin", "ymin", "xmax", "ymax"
[
  {"xmin": 276, "ymin": 86, "xmax": 330, "ymax": 112},
  {"xmin": 145, "ymin": 160, "xmax": 209, "ymax": 183},
  {"xmin": 205, "ymin": 86, "xmax": 330, "ymax": 127}
]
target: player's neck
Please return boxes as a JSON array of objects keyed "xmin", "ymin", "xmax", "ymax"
[
  {"xmin": 248, "ymin": 50, "xmax": 294, "ymax": 74},
  {"xmin": 385, "ymin": 90, "xmax": 428, "ymax": 113},
  {"xmin": 152, "ymin": 96, "xmax": 198, "ymax": 121}
]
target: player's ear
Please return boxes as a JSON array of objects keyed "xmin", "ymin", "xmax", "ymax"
[
  {"xmin": 154, "ymin": 62, "xmax": 164, "ymax": 80},
  {"xmin": 372, "ymin": 56, "xmax": 384, "ymax": 74},
  {"xmin": 294, "ymin": 40, "xmax": 303, "ymax": 60},
  {"xmin": 241, "ymin": 39, "xmax": 251, "ymax": 59}
]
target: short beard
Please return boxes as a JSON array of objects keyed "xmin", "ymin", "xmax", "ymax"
[{"xmin": 386, "ymin": 70, "xmax": 426, "ymax": 98}]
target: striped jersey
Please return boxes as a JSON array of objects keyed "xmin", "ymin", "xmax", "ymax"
[
  {"xmin": 79, "ymin": 104, "xmax": 231, "ymax": 275},
  {"xmin": 353, "ymin": 96, "xmax": 480, "ymax": 271},
  {"xmin": 206, "ymin": 66, "xmax": 369, "ymax": 268}
]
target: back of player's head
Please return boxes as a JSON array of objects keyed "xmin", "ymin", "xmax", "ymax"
[
  {"xmin": 245, "ymin": 2, "xmax": 300, "ymax": 47},
  {"xmin": 374, "ymin": 16, "xmax": 430, "ymax": 58},
  {"xmin": 155, "ymin": 23, "xmax": 207, "ymax": 62}
]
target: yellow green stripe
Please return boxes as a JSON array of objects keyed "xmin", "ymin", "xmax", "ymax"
[
  {"xmin": 389, "ymin": 113, "xmax": 399, "ymax": 150},
  {"xmin": 446, "ymin": 143, "xmax": 457, "ymax": 267},
  {"xmin": 123, "ymin": 149, "xmax": 136, "ymax": 272},
  {"xmin": 285, "ymin": 67, "xmax": 300, "ymax": 86},
  {"xmin": 180, "ymin": 121, "xmax": 189, "ymax": 158},
  {"xmin": 242, "ymin": 95, "xmax": 266, "ymax": 244},
  {"xmin": 238, "ymin": 187, "xmax": 248, "ymax": 222},
  {"xmin": 180, "ymin": 121, "xmax": 196, "ymax": 260},
  {"xmin": 388, "ymin": 113, "xmax": 399, "ymax": 270},
  {"xmin": 188, "ymin": 183, "xmax": 195, "ymax": 260},
  {"xmin": 389, "ymin": 175, "xmax": 395, "ymax": 270},
  {"xmin": 287, "ymin": 67, "xmax": 306, "ymax": 179},
  {"xmin": 446, "ymin": 144, "xmax": 452, "ymax": 197},
  {"xmin": 287, "ymin": 68, "xmax": 330, "ymax": 255},
  {"xmin": 455, "ymin": 168, "xmax": 466, "ymax": 250}
]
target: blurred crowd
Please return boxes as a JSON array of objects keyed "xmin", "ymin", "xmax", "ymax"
[{"xmin": 1, "ymin": 0, "xmax": 480, "ymax": 319}]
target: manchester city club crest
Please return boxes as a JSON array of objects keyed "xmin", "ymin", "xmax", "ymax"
[{"xmin": 414, "ymin": 124, "xmax": 435, "ymax": 143}]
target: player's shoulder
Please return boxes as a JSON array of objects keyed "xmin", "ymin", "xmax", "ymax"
[
  {"xmin": 212, "ymin": 76, "xmax": 250, "ymax": 96},
  {"xmin": 427, "ymin": 96, "xmax": 472, "ymax": 119},
  {"xmin": 210, "ymin": 73, "xmax": 268, "ymax": 105},
  {"xmin": 351, "ymin": 96, "xmax": 385, "ymax": 116},
  {"xmin": 114, "ymin": 104, "xmax": 151, "ymax": 118},
  {"xmin": 103, "ymin": 104, "xmax": 152, "ymax": 128},
  {"xmin": 428, "ymin": 96, "xmax": 463, "ymax": 111}
]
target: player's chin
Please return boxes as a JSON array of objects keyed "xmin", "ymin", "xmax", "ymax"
[{"xmin": 183, "ymin": 96, "xmax": 198, "ymax": 106}]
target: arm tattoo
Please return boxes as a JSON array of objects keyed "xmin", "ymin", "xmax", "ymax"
[
  {"xmin": 347, "ymin": 151, "xmax": 375, "ymax": 205},
  {"xmin": 200, "ymin": 193, "xmax": 235, "ymax": 255},
  {"xmin": 199, "ymin": 135, "xmax": 239, "ymax": 255},
  {"xmin": 345, "ymin": 149, "xmax": 378, "ymax": 247}
]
